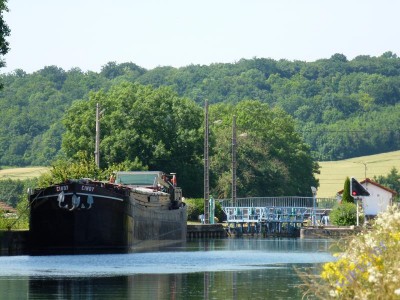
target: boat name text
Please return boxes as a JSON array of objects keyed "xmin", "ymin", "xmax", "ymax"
[
  {"xmin": 81, "ymin": 185, "xmax": 95, "ymax": 192},
  {"xmin": 56, "ymin": 185, "xmax": 68, "ymax": 192}
]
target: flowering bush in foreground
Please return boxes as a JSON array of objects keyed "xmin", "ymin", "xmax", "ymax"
[{"xmin": 303, "ymin": 205, "xmax": 400, "ymax": 299}]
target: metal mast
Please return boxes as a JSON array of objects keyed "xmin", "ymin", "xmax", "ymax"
[
  {"xmin": 95, "ymin": 103, "xmax": 101, "ymax": 168},
  {"xmin": 204, "ymin": 100, "xmax": 210, "ymax": 224},
  {"xmin": 232, "ymin": 115, "xmax": 237, "ymax": 207}
]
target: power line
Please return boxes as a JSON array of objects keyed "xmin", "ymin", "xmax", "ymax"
[{"xmin": 298, "ymin": 129, "xmax": 400, "ymax": 133}]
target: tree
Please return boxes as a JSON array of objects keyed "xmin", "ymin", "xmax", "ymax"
[
  {"xmin": 209, "ymin": 100, "xmax": 319, "ymax": 198},
  {"xmin": 341, "ymin": 176, "xmax": 354, "ymax": 203},
  {"xmin": 100, "ymin": 61, "xmax": 146, "ymax": 80},
  {"xmin": 35, "ymin": 66, "xmax": 67, "ymax": 89},
  {"xmin": 374, "ymin": 167, "xmax": 400, "ymax": 201},
  {"xmin": 0, "ymin": 0, "xmax": 10, "ymax": 73},
  {"xmin": 62, "ymin": 82, "xmax": 204, "ymax": 197}
]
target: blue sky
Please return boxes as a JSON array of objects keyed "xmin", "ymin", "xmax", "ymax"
[{"xmin": 2, "ymin": 0, "xmax": 400, "ymax": 73}]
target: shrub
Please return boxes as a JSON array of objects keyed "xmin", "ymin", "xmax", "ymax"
[
  {"xmin": 185, "ymin": 198, "xmax": 204, "ymax": 221},
  {"xmin": 185, "ymin": 198, "xmax": 225, "ymax": 222},
  {"xmin": 330, "ymin": 202, "xmax": 364, "ymax": 226}
]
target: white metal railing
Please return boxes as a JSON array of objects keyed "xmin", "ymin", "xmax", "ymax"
[
  {"xmin": 218, "ymin": 197, "xmax": 337, "ymax": 209},
  {"xmin": 223, "ymin": 206, "xmax": 310, "ymax": 223},
  {"xmin": 223, "ymin": 206, "xmax": 330, "ymax": 224},
  {"xmin": 219, "ymin": 196, "xmax": 336, "ymax": 224}
]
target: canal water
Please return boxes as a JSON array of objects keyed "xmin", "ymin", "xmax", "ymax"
[{"xmin": 0, "ymin": 238, "xmax": 334, "ymax": 299}]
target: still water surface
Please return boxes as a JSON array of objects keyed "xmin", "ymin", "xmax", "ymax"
[{"xmin": 0, "ymin": 238, "xmax": 334, "ymax": 299}]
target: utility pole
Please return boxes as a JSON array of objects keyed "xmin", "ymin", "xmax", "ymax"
[
  {"xmin": 204, "ymin": 101, "xmax": 210, "ymax": 224},
  {"xmin": 354, "ymin": 161, "xmax": 367, "ymax": 181},
  {"xmin": 232, "ymin": 115, "xmax": 237, "ymax": 207},
  {"xmin": 95, "ymin": 103, "xmax": 104, "ymax": 168},
  {"xmin": 311, "ymin": 186, "xmax": 317, "ymax": 226},
  {"xmin": 95, "ymin": 103, "xmax": 101, "ymax": 168}
]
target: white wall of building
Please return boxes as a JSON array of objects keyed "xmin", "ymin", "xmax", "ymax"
[{"xmin": 361, "ymin": 183, "xmax": 393, "ymax": 216}]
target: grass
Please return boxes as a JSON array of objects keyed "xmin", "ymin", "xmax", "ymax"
[
  {"xmin": 317, "ymin": 150, "xmax": 400, "ymax": 197},
  {"xmin": 0, "ymin": 166, "xmax": 49, "ymax": 180}
]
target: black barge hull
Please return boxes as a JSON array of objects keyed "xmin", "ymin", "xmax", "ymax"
[{"xmin": 29, "ymin": 180, "xmax": 187, "ymax": 255}]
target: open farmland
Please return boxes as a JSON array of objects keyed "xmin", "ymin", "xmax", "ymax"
[
  {"xmin": 0, "ymin": 167, "xmax": 49, "ymax": 180},
  {"xmin": 317, "ymin": 150, "xmax": 400, "ymax": 197}
]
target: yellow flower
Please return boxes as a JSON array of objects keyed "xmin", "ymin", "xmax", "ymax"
[
  {"xmin": 315, "ymin": 206, "xmax": 400, "ymax": 299},
  {"xmin": 390, "ymin": 232, "xmax": 400, "ymax": 241}
]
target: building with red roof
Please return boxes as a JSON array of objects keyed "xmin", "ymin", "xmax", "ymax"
[{"xmin": 338, "ymin": 178, "xmax": 397, "ymax": 217}]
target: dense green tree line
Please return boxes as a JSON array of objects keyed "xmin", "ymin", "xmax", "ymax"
[
  {"xmin": 1, "ymin": 52, "xmax": 400, "ymax": 167},
  {"xmin": 58, "ymin": 83, "xmax": 317, "ymax": 197}
]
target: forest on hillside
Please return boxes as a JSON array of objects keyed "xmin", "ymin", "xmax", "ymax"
[{"xmin": 1, "ymin": 52, "xmax": 400, "ymax": 167}]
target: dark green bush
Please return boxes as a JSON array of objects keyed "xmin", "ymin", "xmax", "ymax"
[
  {"xmin": 185, "ymin": 198, "xmax": 204, "ymax": 221},
  {"xmin": 330, "ymin": 202, "xmax": 364, "ymax": 226},
  {"xmin": 185, "ymin": 198, "xmax": 225, "ymax": 222}
]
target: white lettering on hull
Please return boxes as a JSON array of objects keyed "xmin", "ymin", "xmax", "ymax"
[
  {"xmin": 56, "ymin": 185, "xmax": 68, "ymax": 192},
  {"xmin": 81, "ymin": 185, "xmax": 95, "ymax": 192}
]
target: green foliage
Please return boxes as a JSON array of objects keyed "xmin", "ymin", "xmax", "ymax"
[
  {"xmin": 0, "ymin": 0, "xmax": 10, "ymax": 70},
  {"xmin": 61, "ymin": 91, "xmax": 318, "ymax": 198},
  {"xmin": 185, "ymin": 198, "xmax": 225, "ymax": 222},
  {"xmin": 0, "ymin": 201, "xmax": 29, "ymax": 230},
  {"xmin": 103, "ymin": 159, "xmax": 148, "ymax": 178},
  {"xmin": 37, "ymin": 152, "xmax": 102, "ymax": 187},
  {"xmin": 209, "ymin": 100, "xmax": 319, "ymax": 197},
  {"xmin": 0, "ymin": 67, "xmax": 106, "ymax": 166},
  {"xmin": 330, "ymin": 202, "xmax": 363, "ymax": 226},
  {"xmin": 2, "ymin": 54, "xmax": 400, "ymax": 165},
  {"xmin": 1, "ymin": 82, "xmax": 320, "ymax": 199},
  {"xmin": 62, "ymin": 83, "xmax": 204, "ymax": 197},
  {"xmin": 0, "ymin": 178, "xmax": 34, "ymax": 230},
  {"xmin": 0, "ymin": 194, "xmax": 30, "ymax": 230},
  {"xmin": 215, "ymin": 201, "xmax": 225, "ymax": 222},
  {"xmin": 0, "ymin": 178, "xmax": 36, "ymax": 207},
  {"xmin": 0, "ymin": 179, "xmax": 23, "ymax": 207},
  {"xmin": 185, "ymin": 198, "xmax": 204, "ymax": 222},
  {"xmin": 374, "ymin": 167, "xmax": 400, "ymax": 201},
  {"xmin": 342, "ymin": 177, "xmax": 354, "ymax": 203}
]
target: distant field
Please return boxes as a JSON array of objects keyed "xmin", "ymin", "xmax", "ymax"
[
  {"xmin": 317, "ymin": 150, "xmax": 400, "ymax": 197},
  {"xmin": 0, "ymin": 167, "xmax": 49, "ymax": 180}
]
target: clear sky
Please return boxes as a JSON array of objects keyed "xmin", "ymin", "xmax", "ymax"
[{"xmin": 2, "ymin": 0, "xmax": 400, "ymax": 74}]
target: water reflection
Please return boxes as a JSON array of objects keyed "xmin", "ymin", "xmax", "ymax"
[
  {"xmin": 0, "ymin": 238, "xmax": 335, "ymax": 299},
  {"xmin": 20, "ymin": 267, "xmax": 316, "ymax": 299},
  {"xmin": 193, "ymin": 237, "xmax": 333, "ymax": 252}
]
